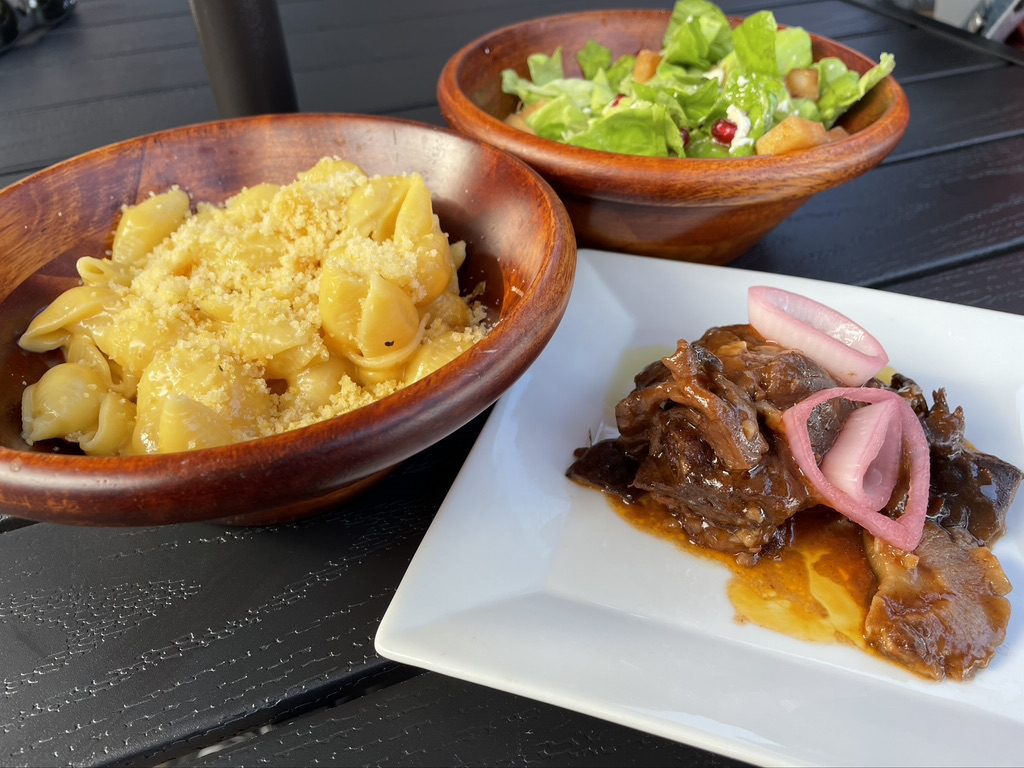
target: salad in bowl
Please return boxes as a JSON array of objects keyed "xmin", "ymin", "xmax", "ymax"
[{"xmin": 501, "ymin": 0, "xmax": 895, "ymax": 158}]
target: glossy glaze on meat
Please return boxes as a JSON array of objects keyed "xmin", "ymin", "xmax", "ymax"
[
  {"xmin": 872, "ymin": 373, "xmax": 1022, "ymax": 546},
  {"xmin": 569, "ymin": 325, "xmax": 844, "ymax": 562},
  {"xmin": 864, "ymin": 521, "xmax": 1012, "ymax": 680}
]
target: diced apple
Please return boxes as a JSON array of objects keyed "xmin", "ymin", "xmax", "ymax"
[
  {"xmin": 504, "ymin": 112, "xmax": 534, "ymax": 134},
  {"xmin": 827, "ymin": 125, "xmax": 850, "ymax": 142},
  {"xmin": 504, "ymin": 99, "xmax": 546, "ymax": 135},
  {"xmin": 633, "ymin": 49, "xmax": 661, "ymax": 84},
  {"xmin": 755, "ymin": 115, "xmax": 829, "ymax": 156}
]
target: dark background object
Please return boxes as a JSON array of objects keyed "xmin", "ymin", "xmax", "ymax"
[
  {"xmin": 0, "ymin": 0, "xmax": 74, "ymax": 54},
  {"xmin": 0, "ymin": 2, "xmax": 17, "ymax": 49},
  {"xmin": 189, "ymin": 0, "xmax": 297, "ymax": 117},
  {"xmin": 35, "ymin": 0, "xmax": 72, "ymax": 23},
  {"xmin": 883, "ymin": 0, "xmax": 1024, "ymax": 40}
]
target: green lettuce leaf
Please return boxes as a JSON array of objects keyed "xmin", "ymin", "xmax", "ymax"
[
  {"xmin": 686, "ymin": 137, "xmax": 731, "ymax": 158},
  {"xmin": 730, "ymin": 13, "xmax": 812, "ymax": 77},
  {"xmin": 816, "ymin": 52, "xmax": 894, "ymax": 127},
  {"xmin": 775, "ymin": 26, "xmax": 812, "ymax": 75},
  {"xmin": 501, "ymin": 69, "xmax": 537, "ymax": 104},
  {"xmin": 567, "ymin": 104, "xmax": 681, "ymax": 157},
  {"xmin": 502, "ymin": 67, "xmax": 615, "ymax": 109},
  {"xmin": 628, "ymin": 83, "xmax": 689, "ymax": 129},
  {"xmin": 527, "ymin": 48, "xmax": 565, "ymax": 85},
  {"xmin": 731, "ymin": 11, "xmax": 779, "ymax": 76},
  {"xmin": 646, "ymin": 64, "xmax": 723, "ymax": 124},
  {"xmin": 523, "ymin": 94, "xmax": 590, "ymax": 141},
  {"xmin": 606, "ymin": 54, "xmax": 637, "ymax": 91},
  {"xmin": 577, "ymin": 41, "xmax": 613, "ymax": 80},
  {"xmin": 662, "ymin": 0, "xmax": 732, "ymax": 68},
  {"xmin": 785, "ymin": 97, "xmax": 821, "ymax": 122}
]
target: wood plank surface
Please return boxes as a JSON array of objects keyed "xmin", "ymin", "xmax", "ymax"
[
  {"xmin": 734, "ymin": 134, "xmax": 1024, "ymax": 285},
  {"xmin": 3, "ymin": 12, "xmax": 198, "ymax": 69},
  {"xmin": 842, "ymin": 27, "xmax": 1006, "ymax": 81},
  {"xmin": 0, "ymin": 415, "xmax": 484, "ymax": 766},
  {"xmin": 890, "ymin": 65, "xmax": 1024, "ymax": 160},
  {"xmin": 184, "ymin": 672, "xmax": 748, "ymax": 768},
  {"xmin": 884, "ymin": 247, "xmax": 1024, "ymax": 312},
  {"xmin": 767, "ymin": 0, "xmax": 901, "ymax": 37},
  {"xmin": 0, "ymin": 88, "xmax": 219, "ymax": 179}
]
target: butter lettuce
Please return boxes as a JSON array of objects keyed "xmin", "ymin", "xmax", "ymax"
[
  {"xmin": 629, "ymin": 80, "xmax": 690, "ymax": 130},
  {"xmin": 816, "ymin": 53, "xmax": 895, "ymax": 127},
  {"xmin": 662, "ymin": 0, "xmax": 732, "ymax": 68},
  {"xmin": 568, "ymin": 104, "xmax": 684, "ymax": 157},
  {"xmin": 732, "ymin": 11, "xmax": 779, "ymax": 75},
  {"xmin": 722, "ymin": 70, "xmax": 788, "ymax": 142},
  {"xmin": 732, "ymin": 12, "xmax": 812, "ymax": 76},
  {"xmin": 577, "ymin": 41, "xmax": 612, "ymax": 80},
  {"xmin": 502, "ymin": 67, "xmax": 614, "ymax": 110},
  {"xmin": 605, "ymin": 54, "xmax": 637, "ymax": 91},
  {"xmin": 686, "ymin": 137, "xmax": 732, "ymax": 158},
  {"xmin": 629, "ymin": 66, "xmax": 722, "ymax": 127},
  {"xmin": 527, "ymin": 48, "xmax": 565, "ymax": 85},
  {"xmin": 499, "ymin": 0, "xmax": 895, "ymax": 159},
  {"xmin": 775, "ymin": 27, "xmax": 813, "ymax": 74},
  {"xmin": 525, "ymin": 95, "xmax": 590, "ymax": 141}
]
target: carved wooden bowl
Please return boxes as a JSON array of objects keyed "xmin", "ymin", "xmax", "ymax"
[
  {"xmin": 0, "ymin": 114, "xmax": 576, "ymax": 526},
  {"xmin": 438, "ymin": 9, "xmax": 910, "ymax": 263}
]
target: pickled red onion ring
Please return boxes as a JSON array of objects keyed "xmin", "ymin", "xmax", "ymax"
[
  {"xmin": 820, "ymin": 400, "xmax": 903, "ymax": 511},
  {"xmin": 748, "ymin": 286, "xmax": 889, "ymax": 386},
  {"xmin": 782, "ymin": 388, "xmax": 929, "ymax": 552}
]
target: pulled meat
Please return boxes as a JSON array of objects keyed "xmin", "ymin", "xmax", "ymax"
[
  {"xmin": 873, "ymin": 373, "xmax": 1022, "ymax": 546},
  {"xmin": 569, "ymin": 325, "xmax": 843, "ymax": 562},
  {"xmin": 864, "ymin": 521, "xmax": 1012, "ymax": 680}
]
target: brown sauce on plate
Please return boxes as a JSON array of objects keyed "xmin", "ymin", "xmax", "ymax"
[{"xmin": 609, "ymin": 495, "xmax": 885, "ymax": 657}]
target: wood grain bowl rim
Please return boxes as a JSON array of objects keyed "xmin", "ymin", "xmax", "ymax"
[
  {"xmin": 0, "ymin": 113, "xmax": 577, "ymax": 525},
  {"xmin": 437, "ymin": 9, "xmax": 911, "ymax": 205}
]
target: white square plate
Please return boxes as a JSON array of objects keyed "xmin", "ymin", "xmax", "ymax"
[{"xmin": 375, "ymin": 249, "xmax": 1024, "ymax": 767}]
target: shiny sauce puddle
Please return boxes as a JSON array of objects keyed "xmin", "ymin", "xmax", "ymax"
[{"xmin": 609, "ymin": 496, "xmax": 883, "ymax": 656}]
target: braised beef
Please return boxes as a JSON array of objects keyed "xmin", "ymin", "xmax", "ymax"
[
  {"xmin": 872, "ymin": 374, "xmax": 1023, "ymax": 546},
  {"xmin": 568, "ymin": 325, "xmax": 842, "ymax": 561},
  {"xmin": 568, "ymin": 440, "xmax": 641, "ymax": 502},
  {"xmin": 570, "ymin": 327, "xmax": 1021, "ymax": 559},
  {"xmin": 864, "ymin": 521, "xmax": 1012, "ymax": 680}
]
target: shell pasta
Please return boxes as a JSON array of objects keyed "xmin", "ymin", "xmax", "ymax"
[{"xmin": 18, "ymin": 158, "xmax": 489, "ymax": 455}]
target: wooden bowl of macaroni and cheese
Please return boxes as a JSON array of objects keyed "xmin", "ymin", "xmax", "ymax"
[{"xmin": 0, "ymin": 114, "xmax": 576, "ymax": 526}]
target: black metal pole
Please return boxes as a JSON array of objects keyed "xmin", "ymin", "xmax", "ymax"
[{"xmin": 189, "ymin": 0, "xmax": 298, "ymax": 118}]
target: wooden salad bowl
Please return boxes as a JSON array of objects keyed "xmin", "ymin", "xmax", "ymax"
[
  {"xmin": 0, "ymin": 114, "xmax": 576, "ymax": 526},
  {"xmin": 438, "ymin": 9, "xmax": 910, "ymax": 264}
]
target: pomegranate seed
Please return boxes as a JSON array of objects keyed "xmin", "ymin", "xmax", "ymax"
[
  {"xmin": 612, "ymin": 95, "xmax": 625, "ymax": 108},
  {"xmin": 680, "ymin": 128, "xmax": 691, "ymax": 148},
  {"xmin": 712, "ymin": 119, "xmax": 737, "ymax": 145}
]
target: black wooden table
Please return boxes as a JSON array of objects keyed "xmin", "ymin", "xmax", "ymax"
[{"xmin": 1, "ymin": 1, "xmax": 1022, "ymax": 765}]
